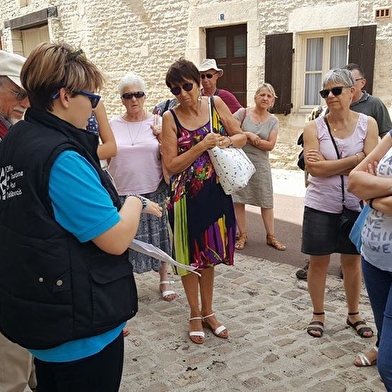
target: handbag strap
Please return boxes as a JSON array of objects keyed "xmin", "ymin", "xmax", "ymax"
[
  {"xmin": 208, "ymin": 97, "xmax": 213, "ymax": 133},
  {"xmin": 240, "ymin": 107, "xmax": 247, "ymax": 127},
  {"xmin": 324, "ymin": 116, "xmax": 345, "ymax": 205}
]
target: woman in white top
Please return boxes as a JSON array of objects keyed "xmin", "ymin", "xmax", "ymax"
[
  {"xmin": 348, "ymin": 129, "xmax": 392, "ymax": 385},
  {"xmin": 108, "ymin": 73, "xmax": 176, "ymax": 302}
]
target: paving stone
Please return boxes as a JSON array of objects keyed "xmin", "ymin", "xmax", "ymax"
[{"xmin": 119, "ymin": 254, "xmax": 384, "ymax": 391}]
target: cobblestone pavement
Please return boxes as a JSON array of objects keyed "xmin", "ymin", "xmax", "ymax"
[{"xmin": 120, "ymin": 253, "xmax": 384, "ymax": 392}]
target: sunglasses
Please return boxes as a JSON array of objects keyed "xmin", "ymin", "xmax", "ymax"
[
  {"xmin": 75, "ymin": 90, "xmax": 101, "ymax": 108},
  {"xmin": 121, "ymin": 91, "xmax": 145, "ymax": 100},
  {"xmin": 170, "ymin": 83, "xmax": 194, "ymax": 96},
  {"xmin": 201, "ymin": 73, "xmax": 216, "ymax": 79},
  {"xmin": 52, "ymin": 89, "xmax": 101, "ymax": 109},
  {"xmin": 319, "ymin": 86, "xmax": 351, "ymax": 99},
  {"xmin": 4, "ymin": 86, "xmax": 28, "ymax": 101}
]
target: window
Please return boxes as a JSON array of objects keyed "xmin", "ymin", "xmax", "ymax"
[
  {"xmin": 303, "ymin": 32, "xmax": 348, "ymax": 107},
  {"xmin": 265, "ymin": 27, "xmax": 375, "ymax": 115}
]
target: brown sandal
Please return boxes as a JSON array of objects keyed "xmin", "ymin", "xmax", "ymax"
[
  {"xmin": 266, "ymin": 234, "xmax": 286, "ymax": 251},
  {"xmin": 235, "ymin": 233, "xmax": 247, "ymax": 250}
]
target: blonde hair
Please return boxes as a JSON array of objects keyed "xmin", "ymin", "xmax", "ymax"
[
  {"xmin": 21, "ymin": 42, "xmax": 104, "ymax": 111},
  {"xmin": 255, "ymin": 83, "xmax": 278, "ymax": 98}
]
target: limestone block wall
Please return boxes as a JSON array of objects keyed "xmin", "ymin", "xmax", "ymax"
[{"xmin": 1, "ymin": 0, "xmax": 392, "ymax": 169}]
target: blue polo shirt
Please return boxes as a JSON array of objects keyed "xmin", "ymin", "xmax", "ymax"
[{"xmin": 29, "ymin": 150, "xmax": 125, "ymax": 362}]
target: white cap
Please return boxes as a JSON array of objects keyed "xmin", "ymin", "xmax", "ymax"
[{"xmin": 0, "ymin": 50, "xmax": 26, "ymax": 88}]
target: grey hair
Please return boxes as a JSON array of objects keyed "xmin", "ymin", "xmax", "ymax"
[
  {"xmin": 118, "ymin": 73, "xmax": 147, "ymax": 95},
  {"xmin": 322, "ymin": 68, "xmax": 354, "ymax": 88}
]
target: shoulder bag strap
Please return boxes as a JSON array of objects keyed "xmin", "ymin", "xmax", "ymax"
[
  {"xmin": 240, "ymin": 107, "xmax": 247, "ymax": 127},
  {"xmin": 324, "ymin": 116, "xmax": 345, "ymax": 205},
  {"xmin": 208, "ymin": 97, "xmax": 213, "ymax": 133}
]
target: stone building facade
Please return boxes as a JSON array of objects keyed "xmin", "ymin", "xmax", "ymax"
[{"xmin": 1, "ymin": 0, "xmax": 391, "ymax": 169}]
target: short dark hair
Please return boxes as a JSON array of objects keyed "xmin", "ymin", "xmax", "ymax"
[
  {"xmin": 344, "ymin": 63, "xmax": 365, "ymax": 78},
  {"xmin": 165, "ymin": 58, "xmax": 200, "ymax": 89}
]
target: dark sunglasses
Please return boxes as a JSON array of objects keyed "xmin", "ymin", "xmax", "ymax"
[
  {"xmin": 201, "ymin": 73, "xmax": 216, "ymax": 79},
  {"xmin": 122, "ymin": 91, "xmax": 145, "ymax": 100},
  {"xmin": 4, "ymin": 86, "xmax": 27, "ymax": 101},
  {"xmin": 52, "ymin": 90, "xmax": 101, "ymax": 109},
  {"xmin": 170, "ymin": 83, "xmax": 194, "ymax": 96},
  {"xmin": 319, "ymin": 86, "xmax": 350, "ymax": 99}
]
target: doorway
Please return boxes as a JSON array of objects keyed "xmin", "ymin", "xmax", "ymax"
[{"xmin": 206, "ymin": 24, "xmax": 247, "ymax": 107}]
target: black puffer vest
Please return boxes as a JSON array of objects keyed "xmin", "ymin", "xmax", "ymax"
[{"xmin": 0, "ymin": 108, "xmax": 138, "ymax": 349}]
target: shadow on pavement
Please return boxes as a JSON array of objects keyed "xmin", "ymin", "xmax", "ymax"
[{"xmin": 239, "ymin": 193, "xmax": 342, "ymax": 277}]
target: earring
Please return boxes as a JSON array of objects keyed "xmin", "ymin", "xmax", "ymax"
[{"xmin": 198, "ymin": 89, "xmax": 202, "ymax": 104}]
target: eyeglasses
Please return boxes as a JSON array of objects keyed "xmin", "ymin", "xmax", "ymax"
[
  {"xmin": 3, "ymin": 86, "xmax": 28, "ymax": 101},
  {"xmin": 355, "ymin": 78, "xmax": 365, "ymax": 82},
  {"xmin": 319, "ymin": 86, "xmax": 351, "ymax": 99},
  {"xmin": 170, "ymin": 83, "xmax": 194, "ymax": 96},
  {"xmin": 52, "ymin": 90, "xmax": 101, "ymax": 109},
  {"xmin": 201, "ymin": 73, "xmax": 216, "ymax": 79},
  {"xmin": 121, "ymin": 91, "xmax": 145, "ymax": 100}
]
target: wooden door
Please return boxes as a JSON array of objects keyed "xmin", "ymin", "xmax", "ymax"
[
  {"xmin": 206, "ymin": 24, "xmax": 247, "ymax": 107},
  {"xmin": 22, "ymin": 25, "xmax": 50, "ymax": 57}
]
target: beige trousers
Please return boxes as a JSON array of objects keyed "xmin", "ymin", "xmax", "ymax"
[{"xmin": 0, "ymin": 332, "xmax": 36, "ymax": 392}]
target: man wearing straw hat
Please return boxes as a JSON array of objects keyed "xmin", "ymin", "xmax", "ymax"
[{"xmin": 199, "ymin": 58, "xmax": 242, "ymax": 114}]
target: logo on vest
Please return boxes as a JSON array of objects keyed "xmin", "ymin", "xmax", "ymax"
[{"xmin": 0, "ymin": 165, "xmax": 23, "ymax": 200}]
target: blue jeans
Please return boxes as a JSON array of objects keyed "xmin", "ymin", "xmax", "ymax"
[{"xmin": 362, "ymin": 258, "xmax": 392, "ymax": 391}]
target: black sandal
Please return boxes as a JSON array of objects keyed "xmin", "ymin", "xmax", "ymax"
[
  {"xmin": 307, "ymin": 311, "xmax": 325, "ymax": 338},
  {"xmin": 346, "ymin": 312, "xmax": 374, "ymax": 338}
]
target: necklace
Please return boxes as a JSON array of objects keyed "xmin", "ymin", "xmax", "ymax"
[{"xmin": 124, "ymin": 112, "xmax": 145, "ymax": 146}]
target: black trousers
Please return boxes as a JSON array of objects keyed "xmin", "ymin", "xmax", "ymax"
[{"xmin": 34, "ymin": 332, "xmax": 124, "ymax": 392}]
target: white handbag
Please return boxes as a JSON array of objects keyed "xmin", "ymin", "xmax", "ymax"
[{"xmin": 207, "ymin": 98, "xmax": 256, "ymax": 195}]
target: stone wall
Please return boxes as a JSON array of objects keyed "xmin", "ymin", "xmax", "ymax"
[{"xmin": 1, "ymin": 0, "xmax": 391, "ymax": 169}]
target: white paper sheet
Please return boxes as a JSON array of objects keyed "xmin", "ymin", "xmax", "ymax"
[{"xmin": 129, "ymin": 239, "xmax": 201, "ymax": 276}]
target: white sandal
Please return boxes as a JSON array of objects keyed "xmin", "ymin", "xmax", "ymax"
[
  {"xmin": 159, "ymin": 280, "xmax": 177, "ymax": 302},
  {"xmin": 189, "ymin": 316, "xmax": 205, "ymax": 344},
  {"xmin": 202, "ymin": 313, "xmax": 228, "ymax": 338},
  {"xmin": 354, "ymin": 347, "xmax": 378, "ymax": 367}
]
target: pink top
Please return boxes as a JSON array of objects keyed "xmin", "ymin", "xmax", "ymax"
[
  {"xmin": 304, "ymin": 113, "xmax": 368, "ymax": 213},
  {"xmin": 108, "ymin": 114, "xmax": 162, "ymax": 195}
]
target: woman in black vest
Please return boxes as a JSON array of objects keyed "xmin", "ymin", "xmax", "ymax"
[{"xmin": 0, "ymin": 42, "xmax": 162, "ymax": 392}]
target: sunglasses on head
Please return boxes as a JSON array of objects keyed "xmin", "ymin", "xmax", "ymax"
[
  {"xmin": 52, "ymin": 90, "xmax": 101, "ymax": 109},
  {"xmin": 201, "ymin": 73, "xmax": 216, "ymax": 79},
  {"xmin": 319, "ymin": 86, "xmax": 351, "ymax": 99},
  {"xmin": 170, "ymin": 83, "xmax": 194, "ymax": 96},
  {"xmin": 121, "ymin": 91, "xmax": 145, "ymax": 100}
]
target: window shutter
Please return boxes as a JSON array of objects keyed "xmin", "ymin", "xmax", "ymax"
[
  {"xmin": 348, "ymin": 25, "xmax": 377, "ymax": 95},
  {"xmin": 265, "ymin": 33, "xmax": 293, "ymax": 115}
]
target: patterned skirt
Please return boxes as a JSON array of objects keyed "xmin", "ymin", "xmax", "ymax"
[{"xmin": 121, "ymin": 180, "xmax": 171, "ymax": 274}]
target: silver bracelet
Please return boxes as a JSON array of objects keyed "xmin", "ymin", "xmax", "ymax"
[{"xmin": 126, "ymin": 194, "xmax": 147, "ymax": 210}]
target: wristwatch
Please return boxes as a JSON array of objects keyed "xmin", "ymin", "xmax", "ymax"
[{"xmin": 126, "ymin": 194, "xmax": 148, "ymax": 210}]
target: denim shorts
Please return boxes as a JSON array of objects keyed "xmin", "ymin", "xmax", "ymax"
[{"xmin": 301, "ymin": 206, "xmax": 358, "ymax": 255}]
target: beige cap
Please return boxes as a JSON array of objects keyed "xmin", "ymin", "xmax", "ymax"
[
  {"xmin": 199, "ymin": 59, "xmax": 223, "ymax": 76},
  {"xmin": 0, "ymin": 50, "xmax": 26, "ymax": 88}
]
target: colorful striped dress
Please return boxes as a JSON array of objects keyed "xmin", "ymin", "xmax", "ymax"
[{"xmin": 167, "ymin": 107, "xmax": 236, "ymax": 276}]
